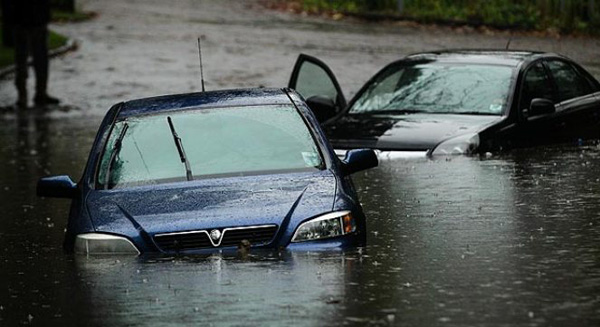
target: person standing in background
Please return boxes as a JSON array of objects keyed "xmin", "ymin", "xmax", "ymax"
[{"xmin": 9, "ymin": 0, "xmax": 60, "ymax": 109}]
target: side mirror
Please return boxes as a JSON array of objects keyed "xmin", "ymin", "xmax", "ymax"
[
  {"xmin": 37, "ymin": 175, "xmax": 77, "ymax": 199},
  {"xmin": 529, "ymin": 98, "xmax": 555, "ymax": 117},
  {"xmin": 342, "ymin": 149, "xmax": 378, "ymax": 175},
  {"xmin": 306, "ymin": 95, "xmax": 337, "ymax": 122}
]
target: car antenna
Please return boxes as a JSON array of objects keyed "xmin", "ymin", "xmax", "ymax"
[
  {"xmin": 505, "ymin": 35, "xmax": 512, "ymax": 50},
  {"xmin": 197, "ymin": 36, "xmax": 206, "ymax": 92}
]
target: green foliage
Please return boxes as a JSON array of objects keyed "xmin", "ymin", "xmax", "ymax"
[
  {"xmin": 297, "ymin": 0, "xmax": 600, "ymax": 33},
  {"xmin": 51, "ymin": 9, "xmax": 93, "ymax": 22},
  {"xmin": 49, "ymin": 29, "xmax": 68, "ymax": 49}
]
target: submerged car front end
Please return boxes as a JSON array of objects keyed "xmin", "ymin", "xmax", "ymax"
[
  {"xmin": 324, "ymin": 113, "xmax": 503, "ymax": 157},
  {"xmin": 76, "ymin": 170, "xmax": 366, "ymax": 255}
]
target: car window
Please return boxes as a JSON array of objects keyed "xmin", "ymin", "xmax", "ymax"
[
  {"xmin": 519, "ymin": 61, "xmax": 554, "ymax": 110},
  {"xmin": 97, "ymin": 105, "xmax": 324, "ymax": 189},
  {"xmin": 546, "ymin": 59, "xmax": 592, "ymax": 102},
  {"xmin": 295, "ymin": 61, "xmax": 339, "ymax": 103},
  {"xmin": 350, "ymin": 63, "xmax": 513, "ymax": 115}
]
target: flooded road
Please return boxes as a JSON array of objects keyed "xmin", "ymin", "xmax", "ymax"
[{"xmin": 1, "ymin": 0, "xmax": 600, "ymax": 326}]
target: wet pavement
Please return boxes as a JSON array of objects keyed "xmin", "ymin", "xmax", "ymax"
[{"xmin": 1, "ymin": 0, "xmax": 600, "ymax": 326}]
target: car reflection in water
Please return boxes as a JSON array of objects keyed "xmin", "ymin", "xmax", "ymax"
[{"xmin": 72, "ymin": 250, "xmax": 366, "ymax": 326}]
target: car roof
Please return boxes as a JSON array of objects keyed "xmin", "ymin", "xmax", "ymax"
[
  {"xmin": 403, "ymin": 49, "xmax": 553, "ymax": 67},
  {"xmin": 118, "ymin": 88, "xmax": 292, "ymax": 118}
]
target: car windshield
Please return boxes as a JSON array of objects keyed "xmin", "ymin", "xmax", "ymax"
[
  {"xmin": 97, "ymin": 105, "xmax": 324, "ymax": 189},
  {"xmin": 350, "ymin": 63, "xmax": 514, "ymax": 115}
]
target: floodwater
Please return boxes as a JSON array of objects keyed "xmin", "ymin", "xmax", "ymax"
[{"xmin": 1, "ymin": 0, "xmax": 600, "ymax": 326}]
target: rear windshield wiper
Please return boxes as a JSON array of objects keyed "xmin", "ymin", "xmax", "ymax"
[
  {"xmin": 167, "ymin": 117, "xmax": 193, "ymax": 181},
  {"xmin": 105, "ymin": 123, "xmax": 129, "ymax": 189}
]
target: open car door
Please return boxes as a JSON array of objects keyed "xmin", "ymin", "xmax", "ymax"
[{"xmin": 288, "ymin": 54, "xmax": 347, "ymax": 123}]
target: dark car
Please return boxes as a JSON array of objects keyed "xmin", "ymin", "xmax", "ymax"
[
  {"xmin": 37, "ymin": 88, "xmax": 377, "ymax": 255},
  {"xmin": 289, "ymin": 50, "xmax": 600, "ymax": 156}
]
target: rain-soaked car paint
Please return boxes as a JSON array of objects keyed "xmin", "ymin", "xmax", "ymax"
[{"xmin": 36, "ymin": 88, "xmax": 377, "ymax": 254}]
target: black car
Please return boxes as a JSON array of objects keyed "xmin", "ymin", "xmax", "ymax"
[{"xmin": 288, "ymin": 50, "xmax": 600, "ymax": 156}]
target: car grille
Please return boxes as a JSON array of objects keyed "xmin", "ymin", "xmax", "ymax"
[{"xmin": 153, "ymin": 225, "xmax": 278, "ymax": 251}]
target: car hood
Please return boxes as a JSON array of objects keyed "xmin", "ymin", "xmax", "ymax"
[
  {"xmin": 85, "ymin": 171, "xmax": 336, "ymax": 238},
  {"xmin": 325, "ymin": 113, "xmax": 503, "ymax": 150}
]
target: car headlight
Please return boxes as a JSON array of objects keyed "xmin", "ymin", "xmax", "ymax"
[
  {"xmin": 291, "ymin": 211, "xmax": 356, "ymax": 242},
  {"xmin": 75, "ymin": 233, "xmax": 140, "ymax": 255},
  {"xmin": 429, "ymin": 133, "xmax": 480, "ymax": 156}
]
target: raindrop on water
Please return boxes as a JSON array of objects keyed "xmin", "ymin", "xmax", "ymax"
[{"xmin": 386, "ymin": 314, "xmax": 395, "ymax": 324}]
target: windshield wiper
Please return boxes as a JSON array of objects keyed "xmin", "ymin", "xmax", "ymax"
[
  {"xmin": 167, "ymin": 116, "xmax": 193, "ymax": 181},
  {"xmin": 453, "ymin": 111, "xmax": 499, "ymax": 116},
  {"xmin": 356, "ymin": 109, "xmax": 427, "ymax": 115},
  {"xmin": 105, "ymin": 123, "xmax": 129, "ymax": 189}
]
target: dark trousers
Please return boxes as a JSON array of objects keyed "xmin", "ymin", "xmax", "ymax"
[{"xmin": 14, "ymin": 25, "xmax": 49, "ymax": 98}]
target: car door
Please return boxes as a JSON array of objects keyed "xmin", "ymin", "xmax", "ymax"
[
  {"xmin": 511, "ymin": 60, "xmax": 559, "ymax": 147},
  {"xmin": 289, "ymin": 54, "xmax": 347, "ymax": 123},
  {"xmin": 544, "ymin": 59, "xmax": 600, "ymax": 142}
]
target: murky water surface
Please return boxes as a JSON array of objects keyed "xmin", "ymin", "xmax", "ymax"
[
  {"xmin": 1, "ymin": 0, "xmax": 600, "ymax": 326},
  {"xmin": 1, "ymin": 115, "xmax": 599, "ymax": 326}
]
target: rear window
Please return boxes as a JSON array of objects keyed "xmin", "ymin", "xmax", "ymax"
[
  {"xmin": 97, "ymin": 105, "xmax": 324, "ymax": 189},
  {"xmin": 545, "ymin": 60, "xmax": 593, "ymax": 102}
]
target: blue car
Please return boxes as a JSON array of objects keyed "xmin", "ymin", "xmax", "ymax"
[{"xmin": 37, "ymin": 88, "xmax": 377, "ymax": 255}]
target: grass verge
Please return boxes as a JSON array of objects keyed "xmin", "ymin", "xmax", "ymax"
[
  {"xmin": 0, "ymin": 27, "xmax": 68, "ymax": 70},
  {"xmin": 0, "ymin": 9, "xmax": 92, "ymax": 70}
]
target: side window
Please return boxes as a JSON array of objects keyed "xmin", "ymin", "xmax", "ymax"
[
  {"xmin": 520, "ymin": 62, "xmax": 554, "ymax": 110},
  {"xmin": 546, "ymin": 60, "xmax": 592, "ymax": 102},
  {"xmin": 574, "ymin": 65, "xmax": 600, "ymax": 92},
  {"xmin": 294, "ymin": 61, "xmax": 339, "ymax": 102},
  {"xmin": 289, "ymin": 54, "xmax": 347, "ymax": 122}
]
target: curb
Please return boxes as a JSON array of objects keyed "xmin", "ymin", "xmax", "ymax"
[{"xmin": 0, "ymin": 37, "xmax": 78, "ymax": 79}]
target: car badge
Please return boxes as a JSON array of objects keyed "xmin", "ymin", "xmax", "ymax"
[{"xmin": 210, "ymin": 229, "xmax": 222, "ymax": 243}]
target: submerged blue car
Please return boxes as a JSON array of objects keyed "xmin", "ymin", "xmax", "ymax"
[{"xmin": 37, "ymin": 88, "xmax": 377, "ymax": 255}]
